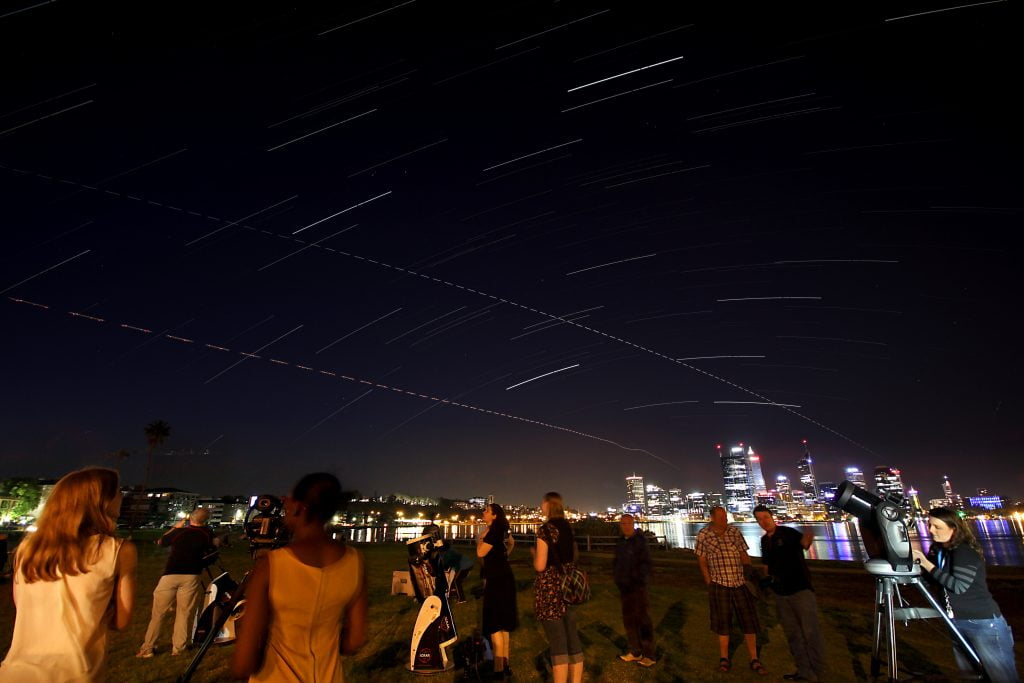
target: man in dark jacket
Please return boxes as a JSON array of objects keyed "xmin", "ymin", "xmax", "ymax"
[{"xmin": 614, "ymin": 514, "xmax": 656, "ymax": 667}]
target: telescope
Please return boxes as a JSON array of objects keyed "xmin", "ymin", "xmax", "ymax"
[{"xmin": 833, "ymin": 480, "xmax": 913, "ymax": 572}]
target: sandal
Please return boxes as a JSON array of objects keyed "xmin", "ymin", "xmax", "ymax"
[
  {"xmin": 750, "ymin": 658, "xmax": 768, "ymax": 676},
  {"xmin": 717, "ymin": 657, "xmax": 731, "ymax": 672}
]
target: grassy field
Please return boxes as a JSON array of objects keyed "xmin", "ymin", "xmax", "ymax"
[{"xmin": 1, "ymin": 534, "xmax": 1022, "ymax": 681}]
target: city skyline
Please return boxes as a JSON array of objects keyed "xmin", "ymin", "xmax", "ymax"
[{"xmin": 2, "ymin": 2, "xmax": 1021, "ymax": 512}]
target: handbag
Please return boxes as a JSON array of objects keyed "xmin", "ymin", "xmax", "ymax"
[{"xmin": 547, "ymin": 523, "xmax": 590, "ymax": 605}]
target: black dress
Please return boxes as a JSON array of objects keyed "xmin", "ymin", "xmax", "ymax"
[{"xmin": 481, "ymin": 523, "xmax": 518, "ymax": 635}]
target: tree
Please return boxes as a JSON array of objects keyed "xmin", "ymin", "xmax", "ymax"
[
  {"xmin": 143, "ymin": 420, "xmax": 171, "ymax": 489},
  {"xmin": 0, "ymin": 478, "xmax": 43, "ymax": 519}
]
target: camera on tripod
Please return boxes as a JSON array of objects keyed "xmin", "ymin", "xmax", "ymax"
[{"xmin": 243, "ymin": 494, "xmax": 288, "ymax": 558}]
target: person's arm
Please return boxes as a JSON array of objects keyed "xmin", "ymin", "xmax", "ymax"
[
  {"xmin": 112, "ymin": 541, "xmax": 138, "ymax": 630},
  {"xmin": 158, "ymin": 521, "xmax": 185, "ymax": 547},
  {"xmin": 505, "ymin": 534, "xmax": 515, "ymax": 555},
  {"xmin": 229, "ymin": 556, "xmax": 270, "ymax": 679},
  {"xmin": 637, "ymin": 535, "xmax": 652, "ymax": 579},
  {"xmin": 477, "ymin": 525, "xmax": 494, "ymax": 559},
  {"xmin": 533, "ymin": 537, "xmax": 548, "ymax": 572},
  {"xmin": 800, "ymin": 530, "xmax": 814, "ymax": 550},
  {"xmin": 341, "ymin": 553, "xmax": 369, "ymax": 655},
  {"xmin": 926, "ymin": 547, "xmax": 982, "ymax": 595},
  {"xmin": 698, "ymin": 555, "xmax": 711, "ymax": 584}
]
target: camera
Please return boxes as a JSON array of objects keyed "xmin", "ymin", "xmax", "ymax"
[{"xmin": 832, "ymin": 481, "xmax": 913, "ymax": 573}]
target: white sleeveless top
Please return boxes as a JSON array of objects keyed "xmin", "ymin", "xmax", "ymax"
[{"xmin": 0, "ymin": 535, "xmax": 123, "ymax": 682}]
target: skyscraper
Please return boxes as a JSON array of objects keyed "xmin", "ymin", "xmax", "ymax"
[
  {"xmin": 797, "ymin": 439, "xmax": 819, "ymax": 501},
  {"xmin": 625, "ymin": 474, "xmax": 646, "ymax": 514},
  {"xmin": 645, "ymin": 483, "xmax": 668, "ymax": 516},
  {"xmin": 748, "ymin": 446, "xmax": 767, "ymax": 494},
  {"xmin": 845, "ymin": 466, "xmax": 866, "ymax": 488},
  {"xmin": 719, "ymin": 444, "xmax": 754, "ymax": 514},
  {"xmin": 776, "ymin": 475, "xmax": 793, "ymax": 502},
  {"xmin": 874, "ymin": 466, "xmax": 905, "ymax": 501}
]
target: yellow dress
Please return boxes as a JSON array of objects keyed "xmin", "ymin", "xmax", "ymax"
[
  {"xmin": 250, "ymin": 545, "xmax": 363, "ymax": 683},
  {"xmin": 0, "ymin": 535, "xmax": 123, "ymax": 682}
]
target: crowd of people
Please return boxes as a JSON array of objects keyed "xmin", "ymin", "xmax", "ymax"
[{"xmin": 0, "ymin": 467, "xmax": 1018, "ymax": 682}]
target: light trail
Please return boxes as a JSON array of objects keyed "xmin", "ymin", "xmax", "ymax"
[
  {"xmin": 204, "ymin": 325, "xmax": 304, "ymax": 385},
  {"xmin": 687, "ymin": 92, "xmax": 818, "ymax": 121},
  {"xmin": 623, "ymin": 400, "xmax": 698, "ymax": 411},
  {"xmin": 0, "ymin": 100, "xmax": 93, "ymax": 137},
  {"xmin": 385, "ymin": 306, "xmax": 466, "ymax": 344},
  {"xmin": 347, "ymin": 137, "xmax": 448, "ymax": 177},
  {"xmin": 718, "ymin": 296, "xmax": 821, "ymax": 302},
  {"xmin": 565, "ymin": 253, "xmax": 657, "ymax": 276},
  {"xmin": 318, "ymin": 0, "xmax": 416, "ymax": 36},
  {"xmin": 520, "ymin": 305, "xmax": 603, "ymax": 330},
  {"xmin": 885, "ymin": 0, "xmax": 1005, "ymax": 22},
  {"xmin": 673, "ymin": 55, "xmax": 804, "ymax": 89},
  {"xmin": 433, "ymin": 47, "xmax": 539, "ymax": 86},
  {"xmin": 0, "ymin": 0, "xmax": 56, "ymax": 22},
  {"xmin": 677, "ymin": 355, "xmax": 765, "ymax": 361},
  {"xmin": 509, "ymin": 314, "xmax": 591, "ymax": 341},
  {"xmin": 692, "ymin": 106, "xmax": 841, "ymax": 134},
  {"xmin": 505, "ymin": 364, "xmax": 580, "ymax": 391},
  {"xmin": 1, "ymin": 249, "xmax": 90, "ymax": 295},
  {"xmin": 7, "ymin": 297, "xmax": 668, "ymax": 466},
  {"xmin": 561, "ymin": 80, "xmax": 671, "ymax": 113},
  {"xmin": 258, "ymin": 224, "xmax": 358, "ymax": 271},
  {"xmin": 266, "ymin": 108, "xmax": 377, "ymax": 151},
  {"xmin": 568, "ymin": 55, "xmax": 685, "ymax": 92},
  {"xmin": 495, "ymin": 9, "xmax": 610, "ymax": 50},
  {"xmin": 481, "ymin": 138, "xmax": 583, "ymax": 172},
  {"xmin": 603, "ymin": 163, "xmax": 709, "ymax": 188},
  {"xmin": 1, "ymin": 82, "xmax": 95, "ymax": 120},
  {"xmin": 624, "ymin": 310, "xmax": 712, "ymax": 324},
  {"xmin": 773, "ymin": 259, "xmax": 899, "ymax": 265},
  {"xmin": 777, "ymin": 335, "xmax": 887, "ymax": 346},
  {"xmin": 186, "ymin": 195, "xmax": 298, "ymax": 246},
  {"xmin": 573, "ymin": 25, "xmax": 693, "ymax": 62},
  {"xmin": 714, "ymin": 401, "xmax": 801, "ymax": 408},
  {"xmin": 0, "ymin": 162, "xmax": 876, "ymax": 454},
  {"xmin": 316, "ymin": 307, "xmax": 403, "ymax": 353},
  {"xmin": 292, "ymin": 191, "xmax": 391, "ymax": 235},
  {"xmin": 292, "ymin": 389, "xmax": 374, "ymax": 442}
]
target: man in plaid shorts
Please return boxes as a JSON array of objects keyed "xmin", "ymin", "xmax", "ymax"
[{"xmin": 695, "ymin": 506, "xmax": 766, "ymax": 675}]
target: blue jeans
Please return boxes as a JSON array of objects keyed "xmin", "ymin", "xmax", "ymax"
[{"xmin": 952, "ymin": 615, "xmax": 1019, "ymax": 683}]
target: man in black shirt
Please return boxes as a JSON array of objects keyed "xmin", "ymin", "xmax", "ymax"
[
  {"xmin": 754, "ymin": 505, "xmax": 826, "ymax": 682},
  {"xmin": 614, "ymin": 514, "xmax": 656, "ymax": 667},
  {"xmin": 136, "ymin": 507, "xmax": 216, "ymax": 658}
]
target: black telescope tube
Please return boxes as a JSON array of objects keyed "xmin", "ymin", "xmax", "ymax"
[{"xmin": 833, "ymin": 480, "xmax": 880, "ymax": 521}]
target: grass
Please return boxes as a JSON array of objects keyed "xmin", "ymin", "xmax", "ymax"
[{"xmin": 1, "ymin": 534, "xmax": 1022, "ymax": 681}]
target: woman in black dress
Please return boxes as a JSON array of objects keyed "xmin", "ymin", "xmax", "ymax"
[{"xmin": 477, "ymin": 503, "xmax": 517, "ymax": 679}]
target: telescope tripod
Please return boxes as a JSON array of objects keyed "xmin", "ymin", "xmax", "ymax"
[{"xmin": 867, "ymin": 560, "xmax": 986, "ymax": 681}]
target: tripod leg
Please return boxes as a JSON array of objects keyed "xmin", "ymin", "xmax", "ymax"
[
  {"xmin": 176, "ymin": 572, "xmax": 250, "ymax": 683},
  {"xmin": 912, "ymin": 581, "xmax": 986, "ymax": 680},
  {"xmin": 883, "ymin": 578, "xmax": 899, "ymax": 682},
  {"xmin": 872, "ymin": 578, "xmax": 884, "ymax": 678}
]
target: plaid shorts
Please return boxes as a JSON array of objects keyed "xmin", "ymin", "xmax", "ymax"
[{"xmin": 708, "ymin": 583, "xmax": 759, "ymax": 635}]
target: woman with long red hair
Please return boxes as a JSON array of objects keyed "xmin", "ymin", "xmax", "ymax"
[{"xmin": 0, "ymin": 467, "xmax": 137, "ymax": 682}]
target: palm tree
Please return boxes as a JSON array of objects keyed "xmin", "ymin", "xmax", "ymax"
[{"xmin": 136, "ymin": 420, "xmax": 171, "ymax": 528}]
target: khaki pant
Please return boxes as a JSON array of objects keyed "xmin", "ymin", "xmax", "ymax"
[{"xmin": 141, "ymin": 574, "xmax": 202, "ymax": 654}]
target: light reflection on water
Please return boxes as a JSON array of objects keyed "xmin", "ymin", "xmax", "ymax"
[
  {"xmin": 650, "ymin": 518, "xmax": 1024, "ymax": 566},
  {"xmin": 342, "ymin": 518, "xmax": 1024, "ymax": 566}
]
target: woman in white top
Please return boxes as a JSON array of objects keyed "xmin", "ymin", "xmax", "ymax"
[{"xmin": 0, "ymin": 467, "xmax": 137, "ymax": 682}]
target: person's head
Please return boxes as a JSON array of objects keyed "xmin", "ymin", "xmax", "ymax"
[
  {"xmin": 189, "ymin": 507, "xmax": 210, "ymax": 527},
  {"xmin": 753, "ymin": 505, "xmax": 776, "ymax": 532},
  {"xmin": 18, "ymin": 467, "xmax": 121, "ymax": 583},
  {"xmin": 484, "ymin": 503, "xmax": 509, "ymax": 530},
  {"xmin": 620, "ymin": 514, "xmax": 636, "ymax": 537},
  {"xmin": 709, "ymin": 506, "xmax": 727, "ymax": 526},
  {"xmin": 541, "ymin": 492, "xmax": 564, "ymax": 520},
  {"xmin": 422, "ymin": 523, "xmax": 441, "ymax": 537},
  {"xmin": 927, "ymin": 507, "xmax": 984, "ymax": 555},
  {"xmin": 286, "ymin": 472, "xmax": 342, "ymax": 528}
]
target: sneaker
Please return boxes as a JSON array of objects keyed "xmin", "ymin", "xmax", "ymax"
[
  {"xmin": 638, "ymin": 657, "xmax": 656, "ymax": 668},
  {"xmin": 619, "ymin": 652, "xmax": 642, "ymax": 662},
  {"xmin": 135, "ymin": 649, "xmax": 153, "ymax": 659}
]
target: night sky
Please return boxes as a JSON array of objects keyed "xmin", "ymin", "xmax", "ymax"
[{"xmin": 1, "ymin": 1, "xmax": 1020, "ymax": 511}]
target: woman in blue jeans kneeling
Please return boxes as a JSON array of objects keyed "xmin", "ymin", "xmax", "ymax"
[
  {"xmin": 533, "ymin": 491, "xmax": 584, "ymax": 683},
  {"xmin": 913, "ymin": 507, "xmax": 1019, "ymax": 682}
]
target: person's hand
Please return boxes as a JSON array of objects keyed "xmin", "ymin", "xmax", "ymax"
[
  {"xmin": 801, "ymin": 531, "xmax": 814, "ymax": 545},
  {"xmin": 911, "ymin": 549, "xmax": 934, "ymax": 571},
  {"xmin": 173, "ymin": 520, "xmax": 186, "ymax": 529}
]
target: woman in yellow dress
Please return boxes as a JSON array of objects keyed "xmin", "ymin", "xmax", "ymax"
[{"xmin": 230, "ymin": 472, "xmax": 368, "ymax": 682}]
